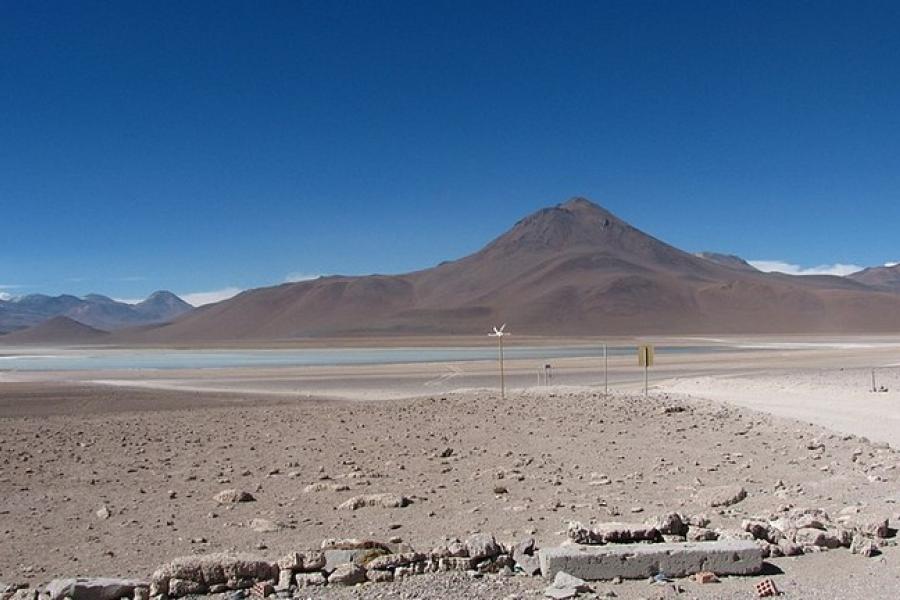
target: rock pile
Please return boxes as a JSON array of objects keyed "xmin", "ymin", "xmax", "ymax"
[
  {"xmin": 141, "ymin": 533, "xmax": 524, "ymax": 598},
  {"xmin": 2, "ymin": 506, "xmax": 894, "ymax": 600},
  {"xmin": 740, "ymin": 508, "xmax": 889, "ymax": 558}
]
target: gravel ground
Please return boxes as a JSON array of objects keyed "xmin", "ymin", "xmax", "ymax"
[{"xmin": 1, "ymin": 382, "xmax": 898, "ymax": 598}]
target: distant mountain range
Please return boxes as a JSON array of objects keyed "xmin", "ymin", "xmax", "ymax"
[
  {"xmin": 4, "ymin": 198, "xmax": 900, "ymax": 344},
  {"xmin": 847, "ymin": 263, "xmax": 900, "ymax": 292},
  {"xmin": 0, "ymin": 291, "xmax": 192, "ymax": 335}
]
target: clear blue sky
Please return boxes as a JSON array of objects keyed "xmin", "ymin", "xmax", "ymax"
[{"xmin": 2, "ymin": 1, "xmax": 899, "ymax": 304}]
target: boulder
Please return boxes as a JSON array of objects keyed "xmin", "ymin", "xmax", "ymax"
[
  {"xmin": 850, "ymin": 534, "xmax": 879, "ymax": 557},
  {"xmin": 323, "ymin": 549, "xmax": 365, "ymax": 573},
  {"xmin": 294, "ymin": 572, "xmax": 326, "ymax": 587},
  {"xmin": 337, "ymin": 493, "xmax": 411, "ymax": 510},
  {"xmin": 512, "ymin": 538, "xmax": 541, "ymax": 576},
  {"xmin": 465, "ymin": 533, "xmax": 502, "ymax": 561},
  {"xmin": 437, "ymin": 557, "xmax": 474, "ymax": 572},
  {"xmin": 544, "ymin": 572, "xmax": 592, "ymax": 600},
  {"xmin": 151, "ymin": 553, "xmax": 277, "ymax": 597},
  {"xmin": 327, "ymin": 564, "xmax": 366, "ymax": 586},
  {"xmin": 366, "ymin": 569, "xmax": 394, "ymax": 583},
  {"xmin": 645, "ymin": 513, "xmax": 688, "ymax": 536},
  {"xmin": 794, "ymin": 514, "xmax": 829, "ymax": 531},
  {"xmin": 686, "ymin": 527, "xmax": 718, "ymax": 542},
  {"xmin": 45, "ymin": 579, "xmax": 149, "ymax": 600},
  {"xmin": 213, "ymin": 489, "xmax": 255, "ymax": 504},
  {"xmin": 365, "ymin": 552, "xmax": 426, "ymax": 570},
  {"xmin": 794, "ymin": 528, "xmax": 842, "ymax": 548}
]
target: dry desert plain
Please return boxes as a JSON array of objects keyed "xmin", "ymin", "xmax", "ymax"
[{"xmin": 1, "ymin": 337, "xmax": 900, "ymax": 599}]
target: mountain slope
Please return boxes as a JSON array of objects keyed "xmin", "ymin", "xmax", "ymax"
[
  {"xmin": 123, "ymin": 198, "xmax": 900, "ymax": 342},
  {"xmin": 0, "ymin": 291, "xmax": 193, "ymax": 334},
  {"xmin": 694, "ymin": 252, "xmax": 759, "ymax": 272},
  {"xmin": 1, "ymin": 316, "xmax": 109, "ymax": 344},
  {"xmin": 848, "ymin": 264, "xmax": 900, "ymax": 292}
]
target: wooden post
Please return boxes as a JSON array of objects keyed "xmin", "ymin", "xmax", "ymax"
[{"xmin": 644, "ymin": 361, "xmax": 648, "ymax": 397}]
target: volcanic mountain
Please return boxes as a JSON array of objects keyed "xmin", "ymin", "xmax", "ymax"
[
  {"xmin": 847, "ymin": 264, "xmax": 900, "ymax": 292},
  {"xmin": 120, "ymin": 198, "xmax": 900, "ymax": 342}
]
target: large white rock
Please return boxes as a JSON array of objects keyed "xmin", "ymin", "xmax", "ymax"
[{"xmin": 539, "ymin": 540, "xmax": 763, "ymax": 580}]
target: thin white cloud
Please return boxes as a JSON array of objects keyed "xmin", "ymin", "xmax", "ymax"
[
  {"xmin": 0, "ymin": 284, "xmax": 22, "ymax": 301},
  {"xmin": 749, "ymin": 260, "xmax": 864, "ymax": 277},
  {"xmin": 112, "ymin": 297, "xmax": 145, "ymax": 305},
  {"xmin": 284, "ymin": 272, "xmax": 321, "ymax": 283},
  {"xmin": 180, "ymin": 287, "xmax": 243, "ymax": 307},
  {"xmin": 885, "ymin": 261, "xmax": 899, "ymax": 268}
]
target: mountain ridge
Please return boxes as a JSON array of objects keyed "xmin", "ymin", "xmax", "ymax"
[
  {"xmin": 848, "ymin": 264, "xmax": 900, "ymax": 292},
  {"xmin": 0, "ymin": 291, "xmax": 193, "ymax": 334},
  {"xmin": 106, "ymin": 198, "xmax": 900, "ymax": 342},
  {"xmin": 7, "ymin": 198, "xmax": 900, "ymax": 344}
]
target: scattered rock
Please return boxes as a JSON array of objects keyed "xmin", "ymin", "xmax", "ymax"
[
  {"xmin": 545, "ymin": 571, "xmax": 592, "ymax": 599},
  {"xmin": 645, "ymin": 513, "xmax": 688, "ymax": 536},
  {"xmin": 465, "ymin": 533, "xmax": 502, "ymax": 561},
  {"xmin": 850, "ymin": 534, "xmax": 880, "ymax": 557},
  {"xmin": 512, "ymin": 538, "xmax": 541, "ymax": 576},
  {"xmin": 693, "ymin": 571, "xmax": 719, "ymax": 584},
  {"xmin": 214, "ymin": 489, "xmax": 255, "ymax": 504},
  {"xmin": 337, "ymin": 493, "xmax": 411, "ymax": 511}
]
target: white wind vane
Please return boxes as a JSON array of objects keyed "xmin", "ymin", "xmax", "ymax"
[{"xmin": 489, "ymin": 323, "xmax": 508, "ymax": 338}]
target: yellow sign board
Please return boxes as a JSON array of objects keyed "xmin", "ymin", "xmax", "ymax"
[{"xmin": 637, "ymin": 344, "xmax": 655, "ymax": 367}]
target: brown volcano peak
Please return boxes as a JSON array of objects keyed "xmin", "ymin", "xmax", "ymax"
[{"xmin": 91, "ymin": 197, "xmax": 900, "ymax": 342}]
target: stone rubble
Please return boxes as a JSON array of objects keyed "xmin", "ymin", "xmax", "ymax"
[
  {"xmin": 739, "ymin": 507, "xmax": 890, "ymax": 558},
  {"xmin": 3, "ymin": 504, "xmax": 895, "ymax": 599}
]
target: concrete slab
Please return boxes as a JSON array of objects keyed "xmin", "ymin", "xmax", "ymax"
[{"xmin": 539, "ymin": 540, "xmax": 763, "ymax": 580}]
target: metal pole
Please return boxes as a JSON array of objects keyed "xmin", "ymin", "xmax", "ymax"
[
  {"xmin": 872, "ymin": 369, "xmax": 876, "ymax": 392},
  {"xmin": 499, "ymin": 336, "xmax": 505, "ymax": 399},
  {"xmin": 604, "ymin": 343, "xmax": 608, "ymax": 395}
]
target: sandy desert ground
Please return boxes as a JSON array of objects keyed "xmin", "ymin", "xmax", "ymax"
[{"xmin": 2, "ymin": 339, "xmax": 900, "ymax": 598}]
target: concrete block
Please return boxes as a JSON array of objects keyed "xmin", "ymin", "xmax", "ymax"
[{"xmin": 539, "ymin": 540, "xmax": 763, "ymax": 580}]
